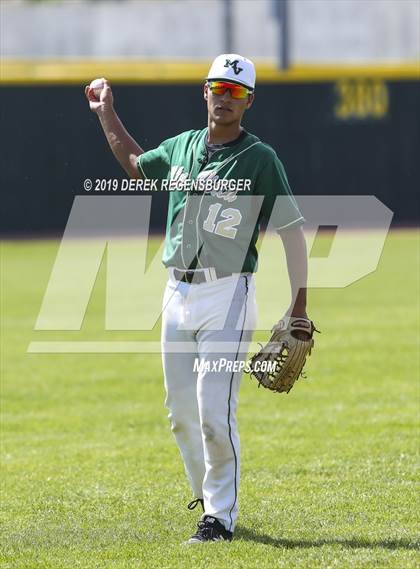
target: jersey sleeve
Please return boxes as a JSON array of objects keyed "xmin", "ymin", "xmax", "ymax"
[
  {"xmin": 257, "ymin": 152, "xmax": 304, "ymax": 230},
  {"xmin": 136, "ymin": 136, "xmax": 177, "ymax": 180}
]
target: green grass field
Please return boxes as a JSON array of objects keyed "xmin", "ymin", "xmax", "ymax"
[{"xmin": 1, "ymin": 230, "xmax": 419, "ymax": 568}]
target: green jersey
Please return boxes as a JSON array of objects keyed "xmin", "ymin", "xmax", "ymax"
[{"xmin": 137, "ymin": 128, "xmax": 303, "ymax": 273}]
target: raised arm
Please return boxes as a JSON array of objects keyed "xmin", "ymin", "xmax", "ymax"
[{"xmin": 85, "ymin": 78, "xmax": 143, "ymax": 179}]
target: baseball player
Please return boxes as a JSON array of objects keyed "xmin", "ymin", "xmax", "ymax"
[{"xmin": 86, "ymin": 54, "xmax": 310, "ymax": 543}]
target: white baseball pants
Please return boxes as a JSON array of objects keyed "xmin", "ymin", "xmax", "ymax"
[{"xmin": 161, "ymin": 272, "xmax": 257, "ymax": 532}]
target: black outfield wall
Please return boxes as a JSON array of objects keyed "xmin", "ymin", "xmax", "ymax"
[{"xmin": 1, "ymin": 80, "xmax": 419, "ymax": 234}]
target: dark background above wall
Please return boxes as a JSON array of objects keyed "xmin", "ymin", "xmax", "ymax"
[{"xmin": 1, "ymin": 80, "xmax": 419, "ymax": 235}]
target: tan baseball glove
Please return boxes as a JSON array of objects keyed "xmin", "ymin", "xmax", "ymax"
[{"xmin": 248, "ymin": 317, "xmax": 318, "ymax": 394}]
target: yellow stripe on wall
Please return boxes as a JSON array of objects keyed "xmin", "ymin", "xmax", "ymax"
[{"xmin": 1, "ymin": 59, "xmax": 419, "ymax": 84}]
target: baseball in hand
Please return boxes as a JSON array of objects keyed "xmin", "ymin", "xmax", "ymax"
[{"xmin": 89, "ymin": 78, "xmax": 105, "ymax": 100}]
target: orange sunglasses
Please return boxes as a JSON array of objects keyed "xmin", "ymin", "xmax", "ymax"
[{"xmin": 207, "ymin": 81, "xmax": 253, "ymax": 100}]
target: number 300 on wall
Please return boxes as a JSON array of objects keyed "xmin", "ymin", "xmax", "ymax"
[{"xmin": 334, "ymin": 79, "xmax": 389, "ymax": 121}]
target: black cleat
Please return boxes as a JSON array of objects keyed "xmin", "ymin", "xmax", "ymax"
[
  {"xmin": 186, "ymin": 515, "xmax": 233, "ymax": 544},
  {"xmin": 187, "ymin": 498, "xmax": 204, "ymax": 512}
]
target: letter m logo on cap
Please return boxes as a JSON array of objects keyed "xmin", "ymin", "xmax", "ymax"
[{"xmin": 224, "ymin": 59, "xmax": 243, "ymax": 75}]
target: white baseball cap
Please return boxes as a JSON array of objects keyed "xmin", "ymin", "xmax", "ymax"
[{"xmin": 206, "ymin": 54, "xmax": 256, "ymax": 91}]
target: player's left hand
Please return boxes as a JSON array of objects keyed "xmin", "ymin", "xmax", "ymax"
[
  {"xmin": 248, "ymin": 316, "xmax": 319, "ymax": 394},
  {"xmin": 284, "ymin": 307, "xmax": 310, "ymax": 339}
]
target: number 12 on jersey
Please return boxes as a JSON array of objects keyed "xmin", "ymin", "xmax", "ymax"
[{"xmin": 202, "ymin": 203, "xmax": 242, "ymax": 239}]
